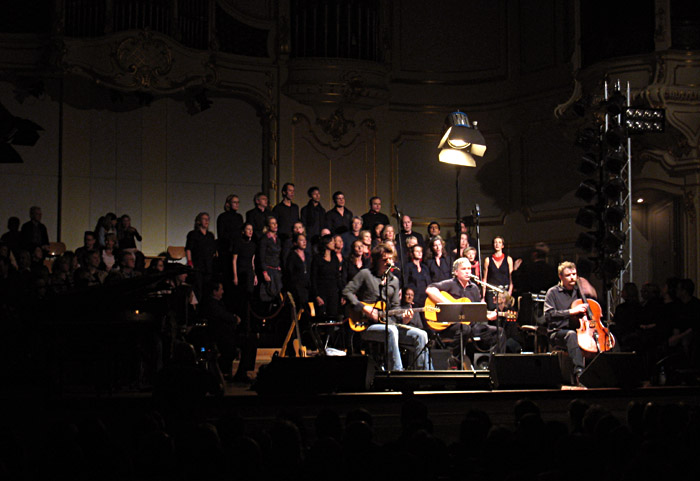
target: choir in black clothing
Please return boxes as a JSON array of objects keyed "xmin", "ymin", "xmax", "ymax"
[{"xmin": 8, "ymin": 187, "xmax": 695, "ymax": 382}]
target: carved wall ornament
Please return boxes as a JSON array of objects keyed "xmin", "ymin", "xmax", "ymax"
[
  {"xmin": 115, "ymin": 30, "xmax": 173, "ymax": 88},
  {"xmin": 683, "ymin": 188, "xmax": 696, "ymax": 224},
  {"xmin": 317, "ymin": 108, "xmax": 356, "ymax": 145}
]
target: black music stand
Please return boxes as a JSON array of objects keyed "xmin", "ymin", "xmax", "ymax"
[{"xmin": 436, "ymin": 302, "xmax": 488, "ymax": 370}]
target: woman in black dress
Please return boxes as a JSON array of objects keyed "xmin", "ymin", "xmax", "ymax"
[
  {"xmin": 311, "ymin": 234, "xmax": 342, "ymax": 318},
  {"xmin": 342, "ymin": 239, "xmax": 368, "ymax": 286},
  {"xmin": 426, "ymin": 235, "xmax": 452, "ymax": 282},
  {"xmin": 404, "ymin": 243, "xmax": 431, "ymax": 309},
  {"xmin": 232, "ymin": 223, "xmax": 257, "ymax": 313},
  {"xmin": 285, "ymin": 233, "xmax": 311, "ymax": 308},
  {"xmin": 482, "ymin": 236, "xmax": 513, "ymax": 309}
]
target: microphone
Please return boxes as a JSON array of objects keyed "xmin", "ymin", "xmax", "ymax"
[
  {"xmin": 384, "ymin": 260, "xmax": 401, "ymax": 276},
  {"xmin": 474, "ymin": 203, "xmax": 481, "ymax": 217}
]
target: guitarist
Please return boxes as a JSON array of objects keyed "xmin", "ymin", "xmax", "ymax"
[
  {"xmin": 342, "ymin": 243, "xmax": 430, "ymax": 370},
  {"xmin": 543, "ymin": 261, "xmax": 597, "ymax": 383},
  {"xmin": 425, "ymin": 258, "xmax": 503, "ymax": 354}
]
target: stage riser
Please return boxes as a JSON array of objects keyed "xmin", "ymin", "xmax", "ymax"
[{"xmin": 373, "ymin": 371, "xmax": 491, "ymax": 391}]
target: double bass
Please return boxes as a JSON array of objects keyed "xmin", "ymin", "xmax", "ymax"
[{"xmin": 572, "ymin": 279, "xmax": 615, "ymax": 356}]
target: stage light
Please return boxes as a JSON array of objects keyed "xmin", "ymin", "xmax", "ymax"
[
  {"xmin": 576, "ymin": 206, "xmax": 598, "ymax": 229},
  {"xmin": 438, "ymin": 111, "xmax": 486, "ymax": 160},
  {"xmin": 605, "ymin": 124, "xmax": 625, "ymax": 148},
  {"xmin": 1, "ymin": 103, "xmax": 43, "ymax": 163},
  {"xmin": 579, "ymin": 153, "xmax": 599, "ymax": 175},
  {"xmin": 575, "ymin": 180, "xmax": 598, "ymax": 203},
  {"xmin": 576, "ymin": 232, "xmax": 597, "ymax": 252},
  {"xmin": 624, "ymin": 108, "xmax": 665, "ymax": 134},
  {"xmin": 604, "ymin": 205, "xmax": 625, "ymax": 225},
  {"xmin": 575, "ymin": 127, "xmax": 599, "ymax": 149},
  {"xmin": 602, "ymin": 230, "xmax": 626, "ymax": 253},
  {"xmin": 439, "ymin": 148, "xmax": 476, "ymax": 167},
  {"xmin": 602, "ymin": 255, "xmax": 625, "ymax": 279},
  {"xmin": 605, "ymin": 90, "xmax": 626, "ymax": 116},
  {"xmin": 603, "ymin": 178, "xmax": 626, "ymax": 200},
  {"xmin": 604, "ymin": 149, "xmax": 626, "ymax": 175}
]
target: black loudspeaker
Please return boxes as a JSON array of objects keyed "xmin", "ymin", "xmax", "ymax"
[
  {"xmin": 489, "ymin": 353, "xmax": 563, "ymax": 389},
  {"xmin": 579, "ymin": 352, "xmax": 642, "ymax": 388},
  {"xmin": 253, "ymin": 355, "xmax": 376, "ymax": 394},
  {"xmin": 431, "ymin": 349, "xmax": 452, "ymax": 370}
]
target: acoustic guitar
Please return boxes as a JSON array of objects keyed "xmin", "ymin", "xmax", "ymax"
[
  {"xmin": 347, "ymin": 300, "xmax": 439, "ymax": 332},
  {"xmin": 424, "ymin": 291, "xmax": 473, "ymax": 331},
  {"xmin": 280, "ymin": 292, "xmax": 306, "ymax": 357}
]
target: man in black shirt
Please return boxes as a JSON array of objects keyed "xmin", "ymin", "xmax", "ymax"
[
  {"xmin": 326, "ymin": 191, "xmax": 353, "ymax": 234},
  {"xmin": 245, "ymin": 192, "xmax": 272, "ymax": 241},
  {"xmin": 543, "ymin": 261, "xmax": 592, "ymax": 381},
  {"xmin": 272, "ymin": 182, "xmax": 299, "ymax": 242},
  {"xmin": 361, "ymin": 196, "xmax": 390, "ymax": 233},
  {"xmin": 300, "ymin": 186, "xmax": 327, "ymax": 240},
  {"xmin": 217, "ymin": 194, "xmax": 243, "ymax": 290}
]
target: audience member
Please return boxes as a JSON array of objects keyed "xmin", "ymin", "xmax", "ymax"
[
  {"xmin": 20, "ymin": 206, "xmax": 49, "ymax": 253},
  {"xmin": 1, "ymin": 216, "xmax": 21, "ymax": 258}
]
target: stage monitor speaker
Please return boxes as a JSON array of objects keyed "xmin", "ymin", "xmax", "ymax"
[
  {"xmin": 490, "ymin": 353, "xmax": 563, "ymax": 389},
  {"xmin": 579, "ymin": 352, "xmax": 642, "ymax": 388},
  {"xmin": 253, "ymin": 355, "xmax": 375, "ymax": 394},
  {"xmin": 431, "ymin": 349, "xmax": 452, "ymax": 370}
]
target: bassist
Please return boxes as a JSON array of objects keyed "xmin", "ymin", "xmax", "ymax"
[{"xmin": 342, "ymin": 243, "xmax": 430, "ymax": 370}]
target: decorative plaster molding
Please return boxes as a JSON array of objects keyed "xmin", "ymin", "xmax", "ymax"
[{"xmin": 59, "ymin": 29, "xmax": 219, "ymax": 94}]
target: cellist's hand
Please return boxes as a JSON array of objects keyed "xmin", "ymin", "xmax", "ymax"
[{"xmin": 569, "ymin": 303, "xmax": 589, "ymax": 316}]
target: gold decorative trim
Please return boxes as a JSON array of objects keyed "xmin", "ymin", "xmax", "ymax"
[{"xmin": 115, "ymin": 30, "xmax": 173, "ymax": 89}]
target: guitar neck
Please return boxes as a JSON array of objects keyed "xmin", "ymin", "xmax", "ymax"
[{"xmin": 385, "ymin": 306, "xmax": 428, "ymax": 317}]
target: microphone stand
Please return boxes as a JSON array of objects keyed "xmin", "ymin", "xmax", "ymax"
[
  {"xmin": 468, "ymin": 274, "xmax": 507, "ymax": 354},
  {"xmin": 474, "ymin": 204, "xmax": 482, "ymax": 277},
  {"xmin": 393, "ymin": 205, "xmax": 406, "ymax": 274},
  {"xmin": 381, "ymin": 264, "xmax": 393, "ymax": 380}
]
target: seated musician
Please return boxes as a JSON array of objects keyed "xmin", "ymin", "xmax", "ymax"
[
  {"xmin": 425, "ymin": 258, "xmax": 504, "ymax": 354},
  {"xmin": 342, "ymin": 243, "xmax": 430, "ymax": 371},
  {"xmin": 543, "ymin": 261, "xmax": 597, "ymax": 382}
]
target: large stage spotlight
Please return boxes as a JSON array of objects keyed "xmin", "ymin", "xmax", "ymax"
[
  {"xmin": 605, "ymin": 90, "xmax": 626, "ymax": 116},
  {"xmin": 604, "ymin": 205, "xmax": 625, "ymax": 225},
  {"xmin": 579, "ymin": 152, "xmax": 599, "ymax": 175},
  {"xmin": 602, "ymin": 255, "xmax": 625, "ymax": 278},
  {"xmin": 576, "ymin": 232, "xmax": 597, "ymax": 253},
  {"xmin": 576, "ymin": 206, "xmax": 598, "ymax": 229},
  {"xmin": 1, "ymin": 103, "xmax": 43, "ymax": 164},
  {"xmin": 602, "ymin": 230, "xmax": 626, "ymax": 253},
  {"xmin": 603, "ymin": 178, "xmax": 626, "ymax": 200},
  {"xmin": 604, "ymin": 149, "xmax": 626, "ymax": 175},
  {"xmin": 438, "ymin": 111, "xmax": 486, "ymax": 166},
  {"xmin": 575, "ymin": 180, "xmax": 598, "ymax": 203}
]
